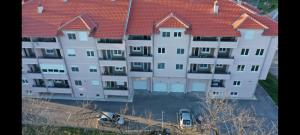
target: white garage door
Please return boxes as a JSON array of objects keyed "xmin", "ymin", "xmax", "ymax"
[
  {"xmin": 170, "ymin": 83, "xmax": 185, "ymax": 92},
  {"xmin": 192, "ymin": 82, "xmax": 206, "ymax": 92},
  {"xmin": 153, "ymin": 82, "xmax": 167, "ymax": 92},
  {"xmin": 133, "ymin": 80, "xmax": 147, "ymax": 90}
]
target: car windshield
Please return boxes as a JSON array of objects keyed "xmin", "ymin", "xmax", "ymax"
[{"xmin": 183, "ymin": 120, "xmax": 190, "ymax": 125}]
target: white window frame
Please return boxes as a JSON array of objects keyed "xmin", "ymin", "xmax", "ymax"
[
  {"xmin": 230, "ymin": 92, "xmax": 238, "ymax": 96},
  {"xmin": 78, "ymin": 32, "xmax": 88, "ymax": 41},
  {"xmin": 45, "ymin": 49, "xmax": 55, "ymax": 55},
  {"xmin": 219, "ymin": 48, "xmax": 227, "ymax": 52},
  {"xmin": 162, "ymin": 32, "xmax": 170, "ymax": 37},
  {"xmin": 91, "ymin": 80, "xmax": 100, "ymax": 86},
  {"xmin": 237, "ymin": 65, "xmax": 245, "ymax": 72},
  {"xmin": 255, "ymin": 49, "xmax": 265, "ymax": 56},
  {"xmin": 133, "ymin": 47, "xmax": 141, "ymax": 52},
  {"xmin": 199, "ymin": 64, "xmax": 208, "ymax": 68},
  {"xmin": 89, "ymin": 66, "xmax": 97, "ymax": 72},
  {"xmin": 22, "ymin": 79, "xmax": 29, "ymax": 85},
  {"xmin": 241, "ymin": 48, "xmax": 249, "ymax": 56},
  {"xmin": 115, "ymin": 67, "xmax": 124, "ymax": 71},
  {"xmin": 233, "ymin": 81, "xmax": 241, "ymax": 87},
  {"xmin": 74, "ymin": 80, "xmax": 82, "ymax": 86},
  {"xmin": 177, "ymin": 48, "xmax": 184, "ymax": 54},
  {"xmin": 86, "ymin": 50, "xmax": 95, "ymax": 57},
  {"xmin": 158, "ymin": 47, "xmax": 165, "ymax": 54},
  {"xmin": 67, "ymin": 32, "xmax": 76, "ymax": 40},
  {"xmin": 113, "ymin": 50, "xmax": 122, "ymax": 56},
  {"xmin": 157, "ymin": 63, "xmax": 165, "ymax": 69},
  {"xmin": 176, "ymin": 64, "xmax": 183, "ymax": 70},
  {"xmin": 67, "ymin": 49, "xmax": 76, "ymax": 56},
  {"xmin": 201, "ymin": 48, "xmax": 210, "ymax": 53},
  {"xmin": 71, "ymin": 66, "xmax": 79, "ymax": 72},
  {"xmin": 251, "ymin": 65, "xmax": 260, "ymax": 72}
]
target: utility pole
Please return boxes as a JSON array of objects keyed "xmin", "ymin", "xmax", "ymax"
[{"xmin": 161, "ymin": 111, "xmax": 164, "ymax": 129}]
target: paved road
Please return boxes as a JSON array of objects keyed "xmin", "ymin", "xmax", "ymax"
[{"xmin": 49, "ymin": 85, "xmax": 278, "ymax": 126}]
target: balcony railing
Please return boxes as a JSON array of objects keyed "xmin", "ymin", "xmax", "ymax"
[
  {"xmin": 103, "ymin": 86, "xmax": 128, "ymax": 90},
  {"xmin": 211, "ymin": 82, "xmax": 225, "ymax": 87},
  {"xmin": 102, "ymin": 72, "xmax": 127, "ymax": 76},
  {"xmin": 22, "ymin": 54, "xmax": 36, "ymax": 58},
  {"xmin": 130, "ymin": 68, "xmax": 152, "ymax": 72},
  {"xmin": 38, "ymin": 55, "xmax": 62, "ymax": 59},
  {"xmin": 27, "ymin": 70, "xmax": 41, "ymax": 73},
  {"xmin": 188, "ymin": 70, "xmax": 212, "ymax": 74},
  {"xmin": 214, "ymin": 68, "xmax": 230, "ymax": 74},
  {"xmin": 100, "ymin": 57, "xmax": 125, "ymax": 61},
  {"xmin": 129, "ymin": 53, "xmax": 152, "ymax": 57},
  {"xmin": 217, "ymin": 53, "xmax": 233, "ymax": 59},
  {"xmin": 47, "ymin": 84, "xmax": 70, "ymax": 88},
  {"xmin": 190, "ymin": 54, "xmax": 214, "ymax": 58},
  {"xmin": 32, "ymin": 84, "xmax": 46, "ymax": 87}
]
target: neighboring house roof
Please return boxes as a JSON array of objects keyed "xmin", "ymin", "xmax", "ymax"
[
  {"xmin": 22, "ymin": 0, "xmax": 129, "ymax": 38},
  {"xmin": 232, "ymin": 13, "xmax": 268, "ymax": 29},
  {"xmin": 126, "ymin": 0, "xmax": 277, "ymax": 36}
]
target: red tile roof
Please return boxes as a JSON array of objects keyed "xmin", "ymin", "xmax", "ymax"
[
  {"xmin": 22, "ymin": 0, "xmax": 129, "ymax": 38},
  {"xmin": 232, "ymin": 13, "xmax": 268, "ymax": 29},
  {"xmin": 126, "ymin": 0, "xmax": 277, "ymax": 36},
  {"xmin": 59, "ymin": 13, "xmax": 97, "ymax": 31},
  {"xmin": 155, "ymin": 12, "xmax": 190, "ymax": 28}
]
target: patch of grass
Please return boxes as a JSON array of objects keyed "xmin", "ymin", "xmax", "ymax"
[
  {"xmin": 22, "ymin": 124, "xmax": 117, "ymax": 135},
  {"xmin": 259, "ymin": 73, "xmax": 278, "ymax": 105},
  {"xmin": 257, "ymin": 0, "xmax": 278, "ymax": 13}
]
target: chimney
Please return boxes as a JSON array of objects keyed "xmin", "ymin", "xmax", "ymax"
[
  {"xmin": 63, "ymin": 0, "xmax": 68, "ymax": 2},
  {"xmin": 37, "ymin": 2, "xmax": 44, "ymax": 14},
  {"xmin": 213, "ymin": 0, "xmax": 219, "ymax": 14}
]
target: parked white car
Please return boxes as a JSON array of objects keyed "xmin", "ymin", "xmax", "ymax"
[
  {"xmin": 179, "ymin": 109, "xmax": 192, "ymax": 128},
  {"xmin": 98, "ymin": 112, "xmax": 125, "ymax": 126}
]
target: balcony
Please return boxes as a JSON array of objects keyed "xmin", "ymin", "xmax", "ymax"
[
  {"xmin": 48, "ymin": 88, "xmax": 72, "ymax": 94},
  {"xmin": 128, "ymin": 53, "xmax": 152, "ymax": 63},
  {"xmin": 22, "ymin": 56, "xmax": 38, "ymax": 64},
  {"xmin": 210, "ymin": 80, "xmax": 226, "ymax": 91},
  {"xmin": 129, "ymin": 68, "xmax": 152, "ymax": 77},
  {"xmin": 104, "ymin": 90, "xmax": 129, "ymax": 96},
  {"xmin": 99, "ymin": 58, "xmax": 126, "ymax": 67},
  {"xmin": 126, "ymin": 35, "xmax": 152, "ymax": 46},
  {"xmin": 189, "ymin": 54, "xmax": 215, "ymax": 64},
  {"xmin": 191, "ymin": 37, "xmax": 218, "ymax": 47},
  {"xmin": 31, "ymin": 86, "xmax": 47, "ymax": 93},
  {"xmin": 219, "ymin": 37, "xmax": 238, "ymax": 48},
  {"xmin": 213, "ymin": 68, "xmax": 231, "ymax": 80},
  {"xmin": 103, "ymin": 85, "xmax": 128, "ymax": 90},
  {"xmin": 97, "ymin": 42, "xmax": 125, "ymax": 50},
  {"xmin": 26, "ymin": 70, "xmax": 43, "ymax": 78},
  {"xmin": 187, "ymin": 70, "xmax": 213, "ymax": 79}
]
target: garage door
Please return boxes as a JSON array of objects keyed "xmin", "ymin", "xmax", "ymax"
[
  {"xmin": 170, "ymin": 83, "xmax": 185, "ymax": 92},
  {"xmin": 133, "ymin": 80, "xmax": 147, "ymax": 90},
  {"xmin": 192, "ymin": 83, "xmax": 206, "ymax": 92},
  {"xmin": 153, "ymin": 82, "xmax": 167, "ymax": 92}
]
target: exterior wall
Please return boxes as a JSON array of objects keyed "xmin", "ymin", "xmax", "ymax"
[
  {"xmin": 153, "ymin": 28, "xmax": 189, "ymax": 77},
  {"xmin": 152, "ymin": 77, "xmax": 187, "ymax": 92}
]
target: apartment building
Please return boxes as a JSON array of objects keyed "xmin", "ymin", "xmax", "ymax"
[{"xmin": 22, "ymin": 0, "xmax": 278, "ymax": 102}]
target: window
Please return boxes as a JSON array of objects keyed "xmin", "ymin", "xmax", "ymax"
[
  {"xmin": 220, "ymin": 37, "xmax": 236, "ymax": 42},
  {"xmin": 78, "ymin": 32, "xmax": 88, "ymax": 41},
  {"xmin": 230, "ymin": 92, "xmax": 238, "ymax": 96},
  {"xmin": 32, "ymin": 37, "xmax": 56, "ymax": 42},
  {"xmin": 233, "ymin": 81, "xmax": 241, "ymax": 86},
  {"xmin": 174, "ymin": 32, "xmax": 182, "ymax": 37},
  {"xmin": 26, "ymin": 90, "xmax": 32, "ymax": 95},
  {"xmin": 67, "ymin": 49, "xmax": 76, "ymax": 56},
  {"xmin": 86, "ymin": 50, "xmax": 95, "ymax": 57},
  {"xmin": 157, "ymin": 63, "xmax": 165, "ymax": 69},
  {"xmin": 71, "ymin": 66, "xmax": 79, "ymax": 72},
  {"xmin": 162, "ymin": 32, "xmax": 170, "ymax": 37},
  {"xmin": 241, "ymin": 49, "xmax": 249, "ymax": 56},
  {"xmin": 45, "ymin": 49, "xmax": 54, "ymax": 54},
  {"xmin": 115, "ymin": 67, "xmax": 123, "ymax": 71},
  {"xmin": 80, "ymin": 93, "xmax": 84, "ymax": 96},
  {"xmin": 176, "ymin": 64, "xmax": 183, "ymax": 70},
  {"xmin": 67, "ymin": 33, "xmax": 76, "ymax": 40},
  {"xmin": 251, "ymin": 65, "xmax": 259, "ymax": 72},
  {"xmin": 158, "ymin": 48, "xmax": 165, "ymax": 54},
  {"xmin": 199, "ymin": 64, "xmax": 208, "ymax": 68},
  {"xmin": 75, "ymin": 80, "xmax": 82, "ymax": 86},
  {"xmin": 213, "ymin": 91, "xmax": 219, "ymax": 95},
  {"xmin": 113, "ymin": 50, "xmax": 122, "ymax": 56},
  {"xmin": 133, "ymin": 47, "xmax": 141, "ymax": 52},
  {"xmin": 255, "ymin": 49, "xmax": 264, "ymax": 56},
  {"xmin": 89, "ymin": 66, "xmax": 97, "ymax": 72},
  {"xmin": 40, "ymin": 64, "xmax": 65, "ymax": 74},
  {"xmin": 177, "ymin": 48, "xmax": 184, "ymax": 54},
  {"xmin": 22, "ymin": 79, "xmax": 29, "ymax": 85},
  {"xmin": 96, "ymin": 94, "xmax": 100, "ymax": 97},
  {"xmin": 201, "ymin": 48, "xmax": 210, "ymax": 53},
  {"xmin": 237, "ymin": 65, "xmax": 245, "ymax": 71},
  {"xmin": 91, "ymin": 80, "xmax": 100, "ymax": 85},
  {"xmin": 219, "ymin": 48, "xmax": 227, "ymax": 52},
  {"xmin": 244, "ymin": 31, "xmax": 254, "ymax": 40}
]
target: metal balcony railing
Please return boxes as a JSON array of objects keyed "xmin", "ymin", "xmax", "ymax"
[{"xmin": 130, "ymin": 68, "xmax": 152, "ymax": 72}]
